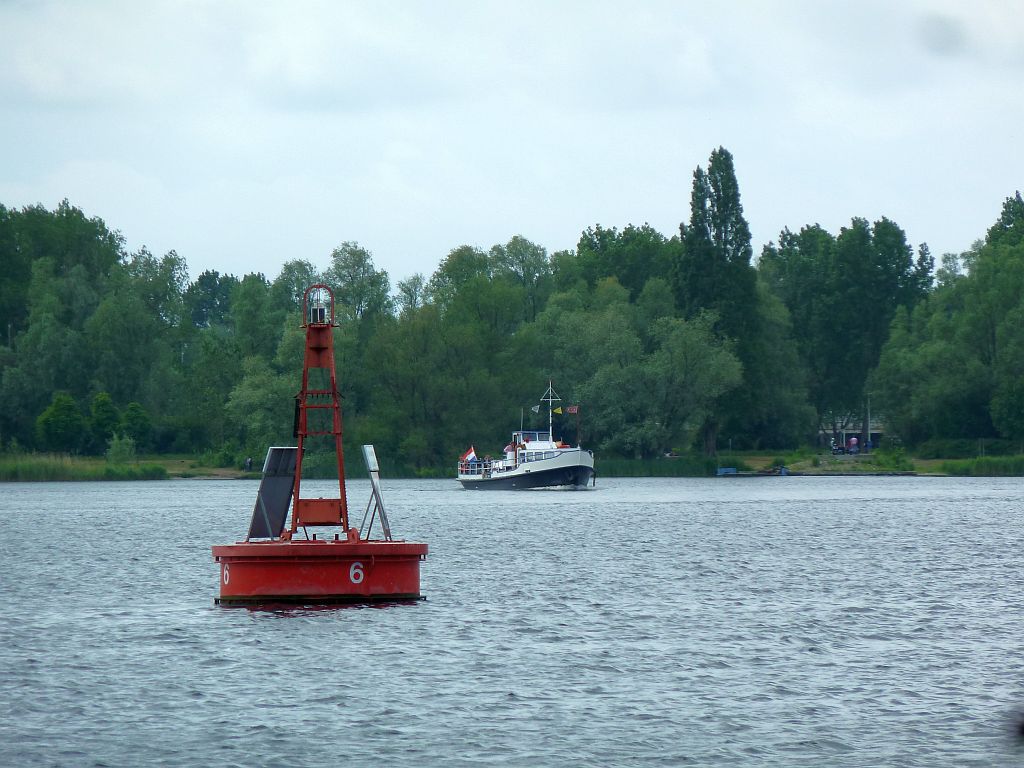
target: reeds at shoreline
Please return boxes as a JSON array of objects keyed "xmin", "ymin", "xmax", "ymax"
[{"xmin": 0, "ymin": 454, "xmax": 167, "ymax": 481}]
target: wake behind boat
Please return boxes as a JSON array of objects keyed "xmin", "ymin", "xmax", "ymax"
[{"xmin": 457, "ymin": 384, "xmax": 596, "ymax": 490}]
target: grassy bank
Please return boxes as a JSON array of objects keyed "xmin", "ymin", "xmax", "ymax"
[
  {"xmin": 0, "ymin": 453, "xmax": 168, "ymax": 481},
  {"xmin": 785, "ymin": 449, "xmax": 915, "ymax": 475},
  {"xmin": 8, "ymin": 449, "xmax": 1024, "ymax": 481},
  {"xmin": 936, "ymin": 455, "xmax": 1024, "ymax": 476}
]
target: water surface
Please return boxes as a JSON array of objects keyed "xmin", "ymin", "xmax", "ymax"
[{"xmin": 1, "ymin": 476, "xmax": 1022, "ymax": 766}]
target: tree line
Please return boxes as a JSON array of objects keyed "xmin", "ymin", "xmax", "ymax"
[{"xmin": 2, "ymin": 147, "xmax": 1022, "ymax": 470}]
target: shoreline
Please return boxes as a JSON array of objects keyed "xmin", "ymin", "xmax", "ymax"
[{"xmin": 0, "ymin": 452, "xmax": 1008, "ymax": 482}]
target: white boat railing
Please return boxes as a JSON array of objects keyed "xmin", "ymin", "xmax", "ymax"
[
  {"xmin": 457, "ymin": 459, "xmax": 497, "ymax": 476},
  {"xmin": 458, "ymin": 446, "xmax": 580, "ymax": 476}
]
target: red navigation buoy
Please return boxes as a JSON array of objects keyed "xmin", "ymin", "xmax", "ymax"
[{"xmin": 212, "ymin": 284, "xmax": 428, "ymax": 605}]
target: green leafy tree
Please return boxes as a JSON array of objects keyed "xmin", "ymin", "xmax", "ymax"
[
  {"xmin": 89, "ymin": 392, "xmax": 121, "ymax": 454},
  {"xmin": 735, "ymin": 280, "xmax": 817, "ymax": 447},
  {"xmin": 447, "ymin": 275, "xmax": 527, "ymax": 339},
  {"xmin": 271, "ymin": 260, "xmax": 321, "ymax": 314},
  {"xmin": 645, "ymin": 313, "xmax": 744, "ymax": 451},
  {"xmin": 124, "ymin": 247, "xmax": 188, "ymax": 327},
  {"xmin": 0, "ymin": 204, "xmax": 32, "ymax": 343},
  {"xmin": 506, "ymin": 274, "xmax": 743, "ymax": 458},
  {"xmin": 119, "ymin": 402, "xmax": 154, "ymax": 451},
  {"xmin": 83, "ymin": 288, "xmax": 162, "ymax": 404},
  {"xmin": 549, "ymin": 248, "xmax": 586, "ymax": 294},
  {"xmin": 224, "ymin": 357, "xmax": 295, "ymax": 458},
  {"xmin": 671, "ymin": 147, "xmax": 805, "ymax": 453},
  {"xmin": 0, "ymin": 312, "xmax": 91, "ymax": 446},
  {"xmin": 761, "ymin": 216, "xmax": 932, "ymax": 442},
  {"xmin": 395, "ymin": 273, "xmax": 427, "ymax": 316},
  {"xmin": 823, "ymin": 218, "xmax": 876, "ymax": 422},
  {"xmin": 230, "ymin": 273, "xmax": 280, "ymax": 360},
  {"xmin": 508, "ymin": 290, "xmax": 599, "ymax": 400},
  {"xmin": 425, "ymin": 245, "xmax": 491, "ymax": 310},
  {"xmin": 672, "ymin": 147, "xmax": 756, "ymax": 340},
  {"xmin": 325, "ymin": 242, "xmax": 393, "ymax": 320},
  {"xmin": 20, "ymin": 189, "xmax": 1024, "ymax": 465},
  {"xmin": 184, "ymin": 270, "xmax": 238, "ymax": 328},
  {"xmin": 986, "ymin": 190, "xmax": 1024, "ymax": 249},
  {"xmin": 634, "ymin": 277, "xmax": 677, "ymax": 349},
  {"xmin": 35, "ymin": 392, "xmax": 87, "ymax": 453},
  {"xmin": 987, "ymin": 303, "xmax": 1024, "ymax": 441},
  {"xmin": 138, "ymin": 353, "xmax": 188, "ymax": 445},
  {"xmin": 577, "ymin": 224, "xmax": 676, "ymax": 300},
  {"xmin": 759, "ymin": 225, "xmax": 835, "ymax": 420},
  {"xmin": 873, "ymin": 195, "xmax": 1024, "ymax": 445},
  {"xmin": 25, "ymin": 257, "xmax": 63, "ymax": 323},
  {"xmin": 568, "ymin": 303, "xmax": 646, "ymax": 456},
  {"xmin": 490, "ymin": 235, "xmax": 552, "ymax": 321},
  {"xmin": 573, "ymin": 305, "xmax": 743, "ymax": 458},
  {"xmin": 873, "ymin": 301, "xmax": 994, "ymax": 443},
  {"xmin": 173, "ymin": 327, "xmax": 244, "ymax": 450},
  {"xmin": 361, "ymin": 303, "xmax": 501, "ymax": 466},
  {"xmin": 17, "ymin": 201, "xmax": 124, "ymax": 331}
]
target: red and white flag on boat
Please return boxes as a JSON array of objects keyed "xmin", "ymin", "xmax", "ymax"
[
  {"xmin": 567, "ymin": 405, "xmax": 579, "ymax": 414},
  {"xmin": 461, "ymin": 446, "xmax": 477, "ymax": 462}
]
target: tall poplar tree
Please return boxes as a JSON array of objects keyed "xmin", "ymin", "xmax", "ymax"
[
  {"xmin": 671, "ymin": 147, "xmax": 811, "ymax": 452},
  {"xmin": 673, "ymin": 147, "xmax": 757, "ymax": 341}
]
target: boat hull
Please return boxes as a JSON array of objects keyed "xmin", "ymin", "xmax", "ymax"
[
  {"xmin": 459, "ymin": 461, "xmax": 595, "ymax": 490},
  {"xmin": 211, "ymin": 540, "xmax": 428, "ymax": 605}
]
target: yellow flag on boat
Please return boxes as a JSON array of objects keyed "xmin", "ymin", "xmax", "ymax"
[{"xmin": 553, "ymin": 407, "xmax": 562, "ymax": 414}]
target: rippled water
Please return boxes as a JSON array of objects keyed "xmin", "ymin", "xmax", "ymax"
[{"xmin": 1, "ymin": 476, "xmax": 1023, "ymax": 766}]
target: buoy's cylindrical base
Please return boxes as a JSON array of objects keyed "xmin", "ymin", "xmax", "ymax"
[{"xmin": 212, "ymin": 540, "xmax": 427, "ymax": 605}]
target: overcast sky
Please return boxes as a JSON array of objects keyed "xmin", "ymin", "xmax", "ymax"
[{"xmin": 2, "ymin": 1, "xmax": 1022, "ymax": 286}]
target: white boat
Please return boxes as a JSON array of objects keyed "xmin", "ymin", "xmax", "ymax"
[{"xmin": 457, "ymin": 383, "xmax": 596, "ymax": 490}]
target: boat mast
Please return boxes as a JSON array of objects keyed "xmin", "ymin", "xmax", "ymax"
[
  {"xmin": 548, "ymin": 386, "xmax": 552, "ymax": 440},
  {"xmin": 542, "ymin": 381, "xmax": 561, "ymax": 440}
]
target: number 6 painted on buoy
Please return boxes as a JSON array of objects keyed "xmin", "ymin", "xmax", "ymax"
[
  {"xmin": 222, "ymin": 563, "xmax": 230, "ymax": 585},
  {"xmin": 349, "ymin": 561, "xmax": 364, "ymax": 584}
]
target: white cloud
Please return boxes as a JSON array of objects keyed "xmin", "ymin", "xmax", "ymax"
[{"xmin": 1, "ymin": 1, "xmax": 1022, "ymax": 282}]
